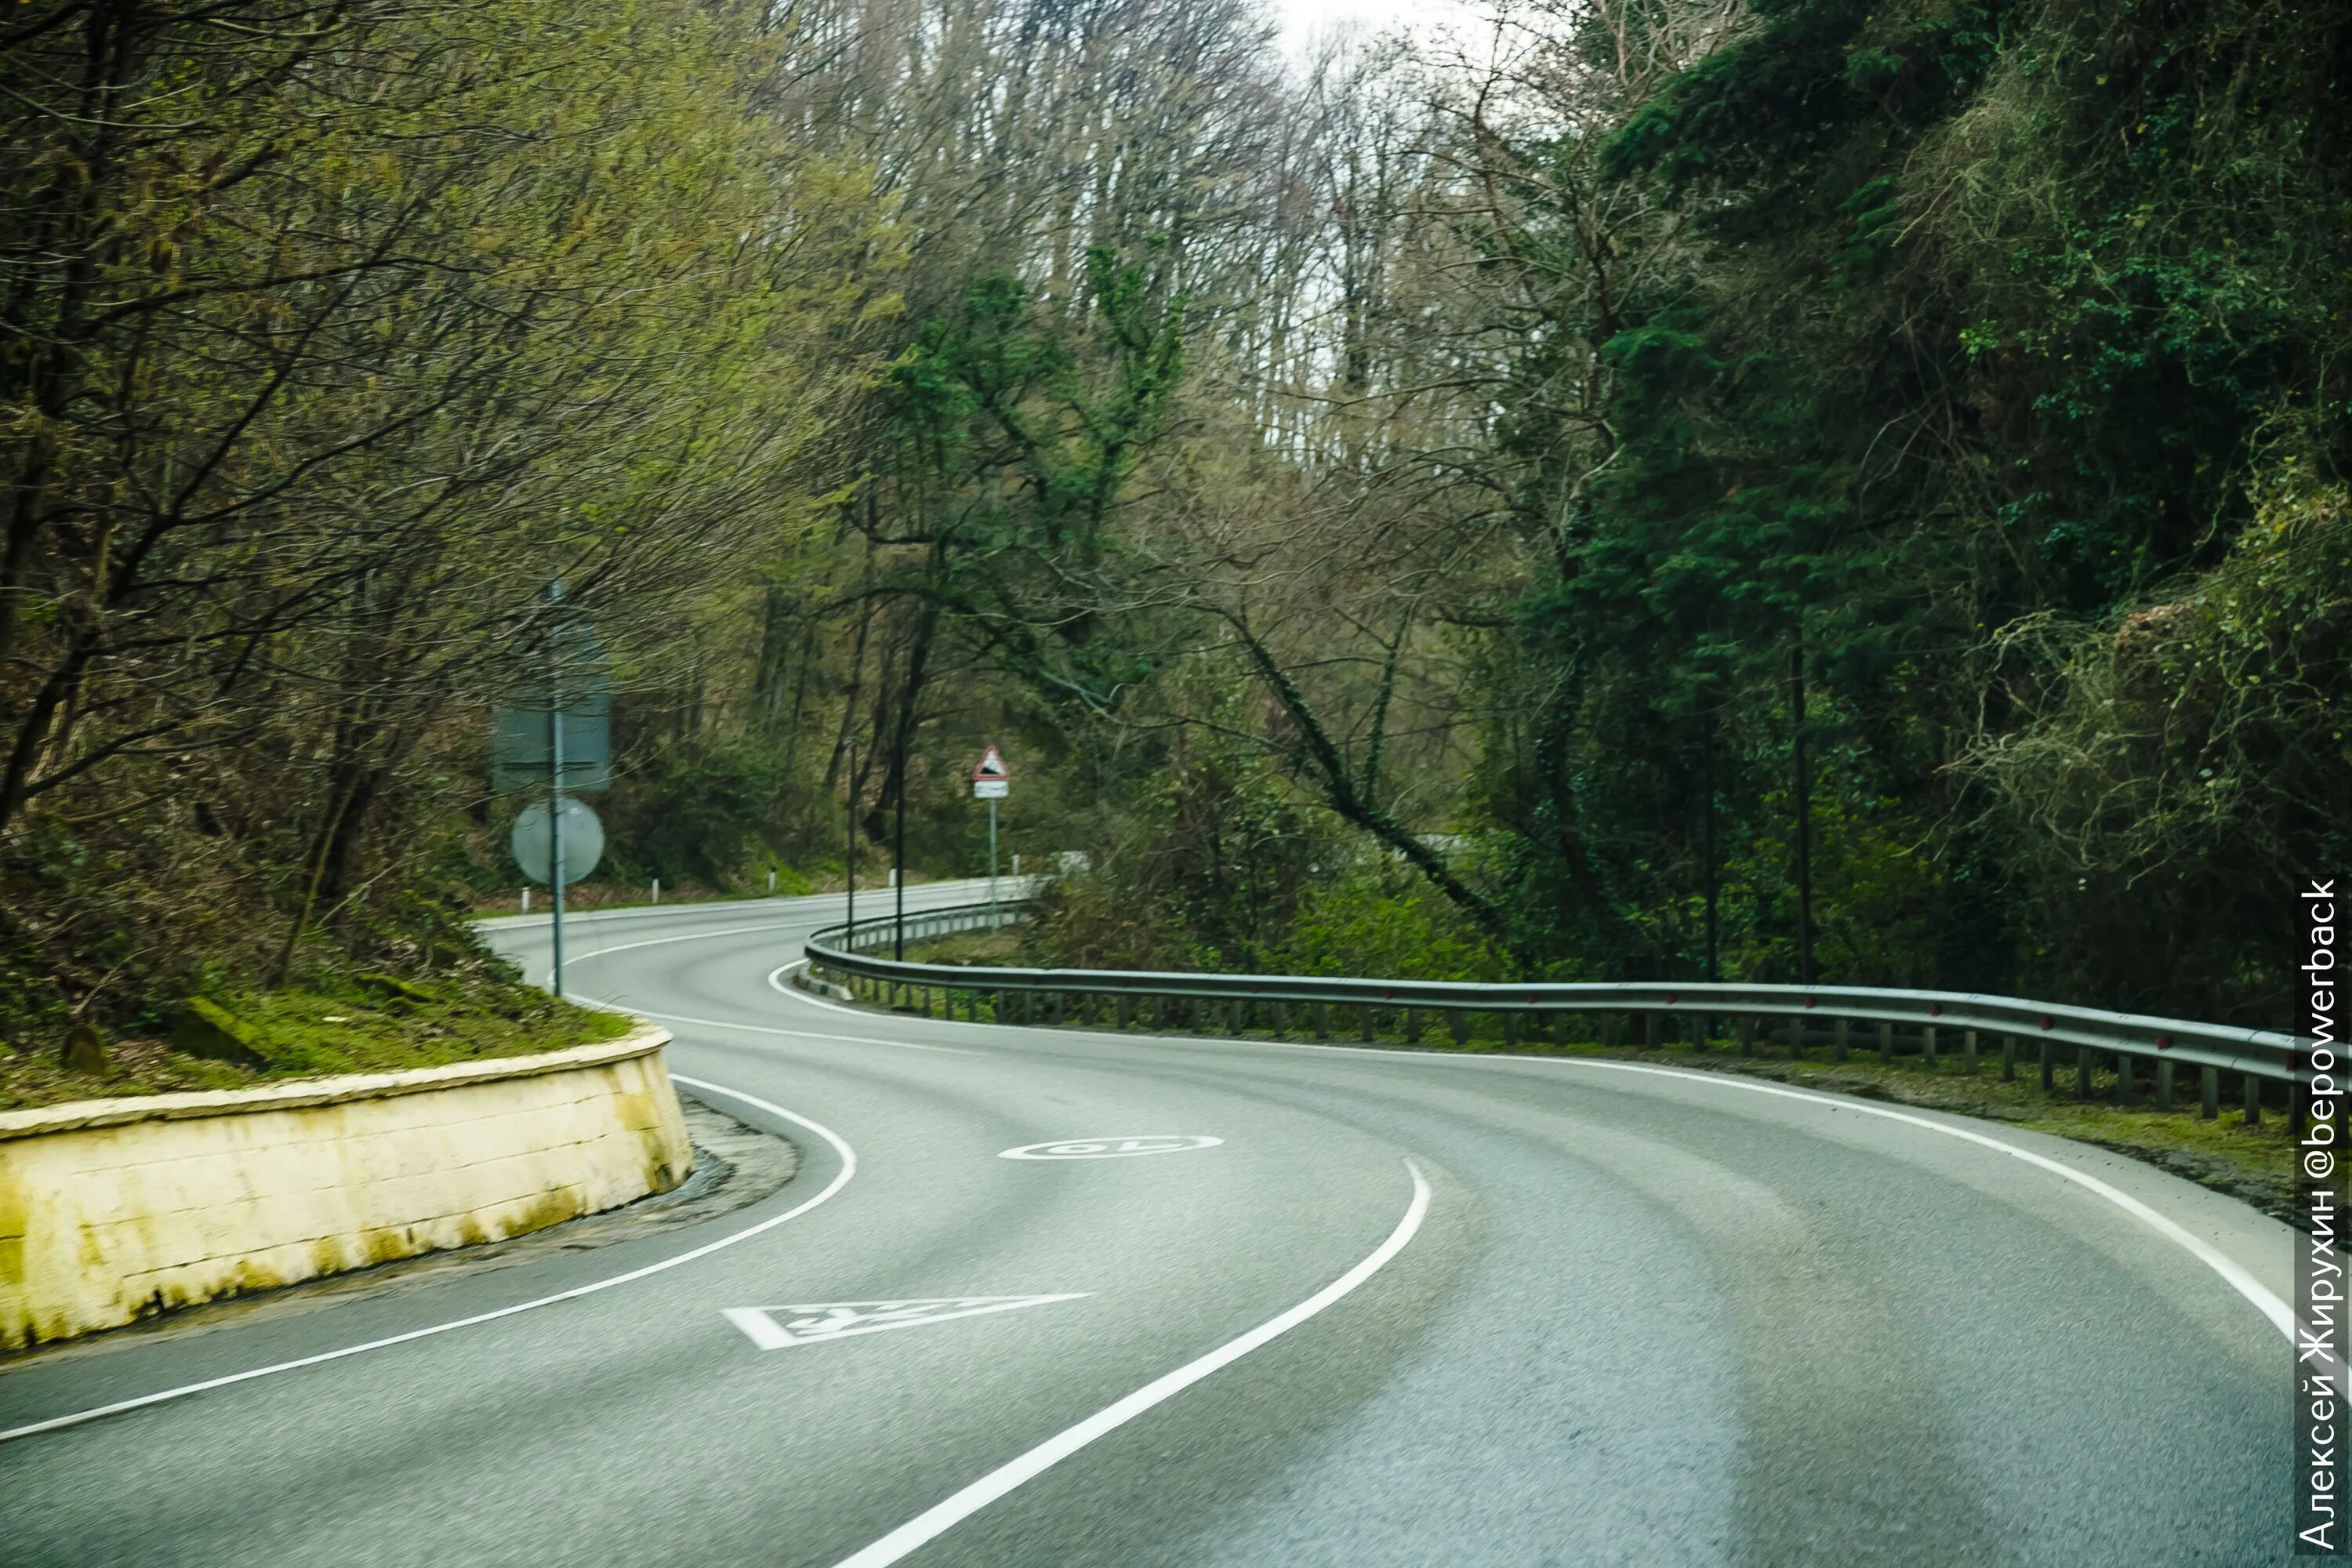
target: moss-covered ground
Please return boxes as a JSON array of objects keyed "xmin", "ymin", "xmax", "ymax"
[{"xmin": 0, "ymin": 974, "xmax": 633, "ymax": 1113}]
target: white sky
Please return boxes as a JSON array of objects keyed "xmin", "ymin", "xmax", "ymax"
[
  {"xmin": 1275, "ymin": 0, "xmax": 1421, "ymax": 33},
  {"xmin": 1270, "ymin": 0, "xmax": 1480, "ymax": 58}
]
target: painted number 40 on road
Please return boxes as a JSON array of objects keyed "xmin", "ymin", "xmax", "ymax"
[{"xmin": 998, "ymin": 1135, "xmax": 1223, "ymax": 1160}]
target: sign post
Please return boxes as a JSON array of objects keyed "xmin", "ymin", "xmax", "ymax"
[
  {"xmin": 491, "ymin": 582, "xmax": 610, "ymax": 998},
  {"xmin": 972, "ymin": 746, "xmax": 1011, "ymax": 927}
]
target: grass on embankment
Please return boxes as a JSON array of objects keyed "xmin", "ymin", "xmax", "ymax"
[{"xmin": 0, "ymin": 973, "xmax": 633, "ymax": 1113}]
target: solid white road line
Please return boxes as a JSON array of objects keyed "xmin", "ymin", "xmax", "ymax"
[
  {"xmin": 604, "ymin": 1001, "xmax": 971, "ymax": 1056},
  {"xmin": 829, "ymin": 1159, "xmax": 1433, "ymax": 1568},
  {"xmin": 538, "ymin": 918, "xmax": 818, "ymax": 991},
  {"xmin": 763, "ymin": 969, "xmax": 2294, "ymax": 1342},
  {"xmin": 0, "ymin": 1076, "xmax": 856, "ymax": 1446},
  {"xmin": 583, "ymin": 915, "xmax": 2291, "ymax": 1344}
]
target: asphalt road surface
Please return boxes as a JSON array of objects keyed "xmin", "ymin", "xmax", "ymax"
[{"xmin": 0, "ymin": 882, "xmax": 2299, "ymax": 1565}]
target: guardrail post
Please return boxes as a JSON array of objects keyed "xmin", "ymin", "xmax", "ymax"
[
  {"xmin": 1270, "ymin": 1002, "xmax": 1287, "ymax": 1040},
  {"xmin": 1503, "ymin": 1012, "xmax": 1520, "ymax": 1048},
  {"xmin": 1834, "ymin": 1018, "xmax": 1849, "ymax": 1062},
  {"xmin": 1406, "ymin": 1007, "xmax": 1423, "ymax": 1044},
  {"xmin": 1188, "ymin": 997, "xmax": 1203, "ymax": 1034},
  {"xmin": 2244, "ymin": 1076, "xmax": 2263, "ymax": 1125},
  {"xmin": 1230, "ymin": 999, "xmax": 1247, "ymax": 1036},
  {"xmin": 1963, "ymin": 1029, "xmax": 1979, "ymax": 1075},
  {"xmin": 1600, "ymin": 1013, "xmax": 1619, "ymax": 1047},
  {"xmin": 2157, "ymin": 1059, "xmax": 2174, "ymax": 1111},
  {"xmin": 1553, "ymin": 1012, "xmax": 1571, "ymax": 1048},
  {"xmin": 1923, "ymin": 1025, "xmax": 1939, "ymax": 1070},
  {"xmin": 1737, "ymin": 1016, "xmax": 1755, "ymax": 1055},
  {"xmin": 1114, "ymin": 995, "xmax": 1130, "ymax": 1032},
  {"xmin": 1360, "ymin": 1006, "xmax": 1374, "ymax": 1042},
  {"xmin": 1642, "ymin": 1013, "xmax": 1659, "ymax": 1050},
  {"xmin": 2116, "ymin": 1052, "xmax": 2136, "ymax": 1107},
  {"xmin": 2075, "ymin": 1045, "xmax": 2092, "ymax": 1100},
  {"xmin": 1316, "ymin": 1003, "xmax": 1330, "ymax": 1040},
  {"xmin": 2038, "ymin": 1040, "xmax": 2053, "ymax": 1091},
  {"xmin": 1877, "ymin": 1022, "xmax": 1893, "ymax": 1065},
  {"xmin": 2201, "ymin": 1065, "xmax": 2220, "ymax": 1119},
  {"xmin": 1447, "ymin": 1011, "xmax": 1469, "ymax": 1046},
  {"xmin": 1022, "ymin": 992, "xmax": 1036, "ymax": 1025},
  {"xmin": 2001, "ymin": 1035, "xmax": 2016, "ymax": 1081}
]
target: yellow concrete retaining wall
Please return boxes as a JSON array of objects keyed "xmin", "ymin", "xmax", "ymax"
[{"xmin": 0, "ymin": 1025, "xmax": 690, "ymax": 1350}]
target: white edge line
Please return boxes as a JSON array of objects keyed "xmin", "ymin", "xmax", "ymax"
[
  {"xmin": 0, "ymin": 1076, "xmax": 855, "ymax": 1446},
  {"xmin": 763, "ymin": 966, "xmax": 2295, "ymax": 1342},
  {"xmin": 608, "ymin": 999, "xmax": 971, "ymax": 1057},
  {"xmin": 1553, "ymin": 1056, "xmax": 2297, "ymax": 1341},
  {"xmin": 829, "ymin": 1157, "xmax": 1432, "ymax": 1568},
  {"xmin": 561, "ymin": 912, "xmax": 2288, "ymax": 1341},
  {"xmin": 764, "ymin": 962, "xmax": 974, "ymax": 1050}
]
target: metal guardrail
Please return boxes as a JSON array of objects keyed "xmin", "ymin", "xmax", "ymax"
[{"xmin": 808, "ymin": 900, "xmax": 2314, "ymax": 1122}]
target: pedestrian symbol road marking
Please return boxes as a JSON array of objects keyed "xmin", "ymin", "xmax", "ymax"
[
  {"xmin": 723, "ymin": 1295, "xmax": 1087, "ymax": 1349},
  {"xmin": 999, "ymin": 1135, "xmax": 1224, "ymax": 1160}
]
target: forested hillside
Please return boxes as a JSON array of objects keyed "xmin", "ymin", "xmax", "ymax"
[{"xmin": 5, "ymin": 0, "xmax": 2344, "ymax": 1051}]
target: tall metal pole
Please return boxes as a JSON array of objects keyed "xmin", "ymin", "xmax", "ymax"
[
  {"xmin": 893, "ymin": 720, "xmax": 907, "ymax": 960},
  {"xmin": 1702, "ymin": 717, "xmax": 1719, "ymax": 985},
  {"xmin": 844, "ymin": 737, "xmax": 855, "ymax": 941},
  {"xmin": 988, "ymin": 796, "xmax": 999, "ymax": 928},
  {"xmin": 549, "ymin": 641, "xmax": 565, "ymax": 998},
  {"xmin": 1791, "ymin": 641, "xmax": 1814, "ymax": 988}
]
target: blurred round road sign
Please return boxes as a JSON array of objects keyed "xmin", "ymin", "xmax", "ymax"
[{"xmin": 511, "ymin": 795, "xmax": 604, "ymax": 886}]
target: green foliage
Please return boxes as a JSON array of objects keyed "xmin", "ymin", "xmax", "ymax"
[
  {"xmin": 1283, "ymin": 864, "xmax": 1512, "ymax": 984},
  {"xmin": 1036, "ymin": 703, "xmax": 1332, "ymax": 974},
  {"xmin": 877, "ymin": 245, "xmax": 1188, "ymax": 708},
  {"xmin": 0, "ymin": 0, "xmax": 895, "ymax": 1046},
  {"xmin": 604, "ymin": 739, "xmax": 791, "ymax": 889},
  {"xmin": 1472, "ymin": 0, "xmax": 2352, "ymax": 1019}
]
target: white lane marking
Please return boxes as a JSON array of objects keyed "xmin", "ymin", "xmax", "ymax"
[
  {"xmin": 999, "ymin": 1136, "xmax": 1223, "ymax": 1160},
  {"xmin": 724, "ymin": 1295, "xmax": 1088, "ymax": 1350},
  {"xmin": 0, "ymin": 1076, "xmax": 857, "ymax": 1446},
  {"xmin": 539, "ymin": 919, "xmax": 814, "ymax": 990},
  {"xmin": 831, "ymin": 1159, "xmax": 1431, "ymax": 1568},
  {"xmin": 1553, "ymin": 1057, "xmax": 2297, "ymax": 1340},
  {"xmin": 773, "ymin": 959, "xmax": 884, "ymax": 1015},
  {"xmin": 478, "ymin": 880, "xmax": 1000, "ymax": 933},
  {"xmin": 764, "ymin": 975, "xmax": 2297, "ymax": 1345},
  {"xmin": 608, "ymin": 926, "xmax": 2291, "ymax": 1344},
  {"xmin": 597, "ymin": 1003, "xmax": 971, "ymax": 1057}
]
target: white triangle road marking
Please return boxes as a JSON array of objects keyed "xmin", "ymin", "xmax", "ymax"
[{"xmin": 723, "ymin": 1294, "xmax": 1088, "ymax": 1350}]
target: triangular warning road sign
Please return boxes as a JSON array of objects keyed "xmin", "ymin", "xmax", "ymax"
[
  {"xmin": 973, "ymin": 745, "xmax": 1010, "ymax": 779},
  {"xmin": 722, "ymin": 1294, "xmax": 1085, "ymax": 1350}
]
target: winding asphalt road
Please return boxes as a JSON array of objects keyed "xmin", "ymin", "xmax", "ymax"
[{"xmin": 0, "ymin": 883, "xmax": 2299, "ymax": 1565}]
